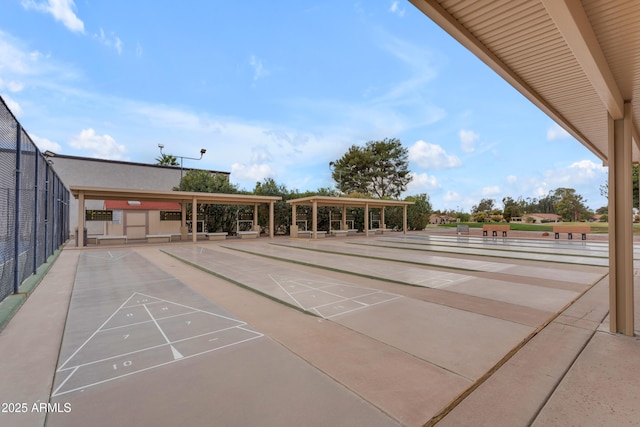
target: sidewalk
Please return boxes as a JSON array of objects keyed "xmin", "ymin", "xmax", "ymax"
[{"xmin": 0, "ymin": 235, "xmax": 638, "ymax": 426}]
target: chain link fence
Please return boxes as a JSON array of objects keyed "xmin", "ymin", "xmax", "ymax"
[{"xmin": 0, "ymin": 96, "xmax": 69, "ymax": 303}]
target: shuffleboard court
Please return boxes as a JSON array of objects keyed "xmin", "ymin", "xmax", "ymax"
[
  {"xmin": 163, "ymin": 245, "xmax": 402, "ymax": 318},
  {"xmin": 48, "ymin": 248, "xmax": 401, "ymax": 427},
  {"xmin": 220, "ymin": 242, "xmax": 591, "ymax": 313},
  {"xmin": 164, "ymin": 245, "xmax": 556, "ymax": 381},
  {"xmin": 273, "ymin": 239, "xmax": 606, "ymax": 286},
  {"xmin": 354, "ymin": 236, "xmax": 612, "ymax": 266}
]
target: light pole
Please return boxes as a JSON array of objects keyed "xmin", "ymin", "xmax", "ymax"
[{"xmin": 158, "ymin": 144, "xmax": 206, "ymax": 190}]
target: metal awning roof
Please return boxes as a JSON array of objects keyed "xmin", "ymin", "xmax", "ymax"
[
  {"xmin": 71, "ymin": 186, "xmax": 281, "ymax": 205},
  {"xmin": 410, "ymin": 0, "xmax": 640, "ymax": 164},
  {"xmin": 287, "ymin": 196, "xmax": 414, "ymax": 208}
]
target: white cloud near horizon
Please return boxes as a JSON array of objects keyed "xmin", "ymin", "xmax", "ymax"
[
  {"xmin": 69, "ymin": 128, "xmax": 127, "ymax": 160},
  {"xmin": 231, "ymin": 162, "xmax": 275, "ymax": 183},
  {"xmin": 408, "ymin": 140, "xmax": 461, "ymax": 169},
  {"xmin": 21, "ymin": 0, "xmax": 85, "ymax": 33},
  {"xmin": 481, "ymin": 185, "xmax": 501, "ymax": 196}
]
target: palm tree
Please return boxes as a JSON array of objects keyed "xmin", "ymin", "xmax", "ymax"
[{"xmin": 156, "ymin": 153, "xmax": 179, "ymax": 166}]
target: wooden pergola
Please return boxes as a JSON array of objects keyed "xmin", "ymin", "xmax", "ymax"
[
  {"xmin": 286, "ymin": 196, "xmax": 414, "ymax": 239},
  {"xmin": 70, "ymin": 186, "xmax": 281, "ymax": 246}
]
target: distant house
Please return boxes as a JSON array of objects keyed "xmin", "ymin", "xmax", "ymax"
[
  {"xmin": 430, "ymin": 214, "xmax": 456, "ymax": 224},
  {"xmin": 511, "ymin": 213, "xmax": 562, "ymax": 224}
]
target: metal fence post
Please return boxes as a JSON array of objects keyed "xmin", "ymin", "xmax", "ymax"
[
  {"xmin": 45, "ymin": 160, "xmax": 50, "ymax": 258},
  {"xmin": 13, "ymin": 124, "xmax": 21, "ymax": 294},
  {"xmin": 33, "ymin": 152, "xmax": 39, "ymax": 274}
]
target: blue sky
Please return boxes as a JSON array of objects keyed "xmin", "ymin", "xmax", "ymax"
[{"xmin": 0, "ymin": 0, "xmax": 608, "ymax": 211}]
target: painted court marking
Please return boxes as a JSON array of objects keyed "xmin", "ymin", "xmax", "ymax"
[
  {"xmin": 52, "ymin": 292, "xmax": 263, "ymax": 397},
  {"xmin": 268, "ymin": 274, "xmax": 401, "ymax": 318}
]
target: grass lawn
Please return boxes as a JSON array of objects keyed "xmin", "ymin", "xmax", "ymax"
[{"xmin": 437, "ymin": 222, "xmax": 640, "ymax": 234}]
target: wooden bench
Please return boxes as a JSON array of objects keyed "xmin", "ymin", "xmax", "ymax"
[
  {"xmin": 146, "ymin": 234, "xmax": 172, "ymax": 243},
  {"xmin": 206, "ymin": 232, "xmax": 228, "ymax": 241},
  {"xmin": 238, "ymin": 231, "xmax": 259, "ymax": 239},
  {"xmin": 553, "ymin": 225, "xmax": 590, "ymax": 240},
  {"xmin": 482, "ymin": 224, "xmax": 510, "ymax": 237},
  {"xmin": 96, "ymin": 235, "xmax": 127, "ymax": 245}
]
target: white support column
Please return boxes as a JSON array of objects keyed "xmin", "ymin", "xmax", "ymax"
[
  {"xmin": 342, "ymin": 206, "xmax": 347, "ymax": 230},
  {"xmin": 291, "ymin": 204, "xmax": 298, "ymax": 237},
  {"xmin": 312, "ymin": 199, "xmax": 318, "ymax": 239},
  {"xmin": 192, "ymin": 197, "xmax": 198, "ymax": 243},
  {"xmin": 381, "ymin": 207, "xmax": 386, "ymax": 229},
  {"xmin": 253, "ymin": 203, "xmax": 259, "ymax": 233},
  {"xmin": 269, "ymin": 201, "xmax": 274, "ymax": 238},
  {"xmin": 77, "ymin": 191, "xmax": 85, "ymax": 247},
  {"xmin": 608, "ymin": 102, "xmax": 635, "ymax": 336},
  {"xmin": 181, "ymin": 200, "xmax": 188, "ymax": 240},
  {"xmin": 403, "ymin": 205, "xmax": 408, "ymax": 234},
  {"xmin": 364, "ymin": 203, "xmax": 369, "ymax": 237}
]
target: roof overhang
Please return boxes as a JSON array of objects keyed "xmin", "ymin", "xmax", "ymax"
[
  {"xmin": 287, "ymin": 196, "xmax": 414, "ymax": 208},
  {"xmin": 71, "ymin": 186, "xmax": 281, "ymax": 205},
  {"xmin": 409, "ymin": 0, "xmax": 640, "ymax": 164}
]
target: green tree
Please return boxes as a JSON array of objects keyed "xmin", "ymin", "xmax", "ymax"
[
  {"xmin": 156, "ymin": 153, "xmax": 179, "ymax": 166},
  {"xmin": 472, "ymin": 198, "xmax": 495, "ymax": 216},
  {"xmin": 599, "ymin": 164, "xmax": 638, "ymax": 208},
  {"xmin": 177, "ymin": 170, "xmax": 239, "ymax": 233},
  {"xmin": 502, "ymin": 196, "xmax": 523, "ymax": 222},
  {"xmin": 177, "ymin": 170, "xmax": 237, "ymax": 193},
  {"xmin": 553, "ymin": 187, "xmax": 591, "ymax": 221},
  {"xmin": 330, "ymin": 138, "xmax": 412, "ymax": 198},
  {"xmin": 405, "ymin": 193, "xmax": 432, "ymax": 230},
  {"xmin": 253, "ymin": 178, "xmax": 292, "ymax": 235}
]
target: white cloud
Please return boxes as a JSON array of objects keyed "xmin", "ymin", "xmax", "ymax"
[
  {"xmin": 136, "ymin": 42, "xmax": 143, "ymax": 58},
  {"xmin": 249, "ymin": 55, "xmax": 269, "ymax": 82},
  {"xmin": 506, "ymin": 175, "xmax": 517, "ymax": 184},
  {"xmin": 481, "ymin": 185, "xmax": 501, "ymax": 196},
  {"xmin": 231, "ymin": 162, "xmax": 274, "ymax": 182},
  {"xmin": 459, "ymin": 129, "xmax": 478, "ymax": 153},
  {"xmin": 0, "ymin": 78, "xmax": 25, "ymax": 92},
  {"xmin": 443, "ymin": 191, "xmax": 461, "ymax": 202},
  {"xmin": 542, "ymin": 159, "xmax": 606, "ymax": 187},
  {"xmin": 94, "ymin": 28, "xmax": 122, "ymax": 55},
  {"xmin": 389, "ymin": 1, "xmax": 405, "ymax": 17},
  {"xmin": 2, "ymin": 94, "xmax": 23, "ymax": 116},
  {"xmin": 408, "ymin": 140, "xmax": 461, "ymax": 169},
  {"xmin": 406, "ymin": 172, "xmax": 440, "ymax": 193},
  {"xmin": 69, "ymin": 128, "xmax": 127, "ymax": 160},
  {"xmin": 547, "ymin": 123, "xmax": 571, "ymax": 141},
  {"xmin": 22, "ymin": 0, "xmax": 85, "ymax": 33},
  {"xmin": 30, "ymin": 134, "xmax": 62, "ymax": 152}
]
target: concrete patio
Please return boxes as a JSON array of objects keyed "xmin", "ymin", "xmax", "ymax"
[{"xmin": 0, "ymin": 231, "xmax": 638, "ymax": 426}]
